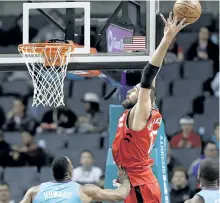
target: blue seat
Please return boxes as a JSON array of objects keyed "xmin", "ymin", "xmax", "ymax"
[
  {"xmin": 40, "ymin": 167, "xmax": 54, "ymax": 182},
  {"xmin": 204, "ymin": 97, "xmax": 219, "ymax": 118},
  {"xmin": 2, "ymin": 80, "xmax": 31, "ymax": 96},
  {"xmin": 183, "ymin": 60, "xmax": 213, "ymax": 82},
  {"xmin": 162, "ymin": 96, "xmax": 192, "ymax": 118},
  {"xmin": 172, "ymin": 80, "xmax": 202, "ymax": 100},
  {"xmin": 172, "ymin": 148, "xmax": 201, "ymax": 169},
  {"xmin": 159, "ymin": 62, "xmax": 181, "ymax": 82}
]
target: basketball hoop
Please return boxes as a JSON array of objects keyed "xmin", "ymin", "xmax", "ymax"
[{"xmin": 18, "ymin": 40, "xmax": 74, "ymax": 107}]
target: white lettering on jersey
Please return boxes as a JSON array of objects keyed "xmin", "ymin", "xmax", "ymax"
[{"xmin": 44, "ymin": 191, "xmax": 73, "ymax": 200}]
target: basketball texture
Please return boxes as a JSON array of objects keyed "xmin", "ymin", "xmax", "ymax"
[{"xmin": 173, "ymin": 0, "xmax": 202, "ymax": 24}]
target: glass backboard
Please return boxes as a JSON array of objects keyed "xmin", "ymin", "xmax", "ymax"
[{"xmin": 0, "ymin": 0, "xmax": 159, "ymax": 70}]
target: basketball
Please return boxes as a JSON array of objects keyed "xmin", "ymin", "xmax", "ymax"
[{"xmin": 173, "ymin": 0, "xmax": 202, "ymax": 24}]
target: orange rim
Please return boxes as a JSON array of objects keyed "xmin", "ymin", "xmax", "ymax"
[{"xmin": 18, "ymin": 43, "xmax": 75, "ymax": 55}]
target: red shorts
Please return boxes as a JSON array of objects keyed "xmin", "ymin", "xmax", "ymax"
[{"xmin": 124, "ymin": 182, "xmax": 161, "ymax": 203}]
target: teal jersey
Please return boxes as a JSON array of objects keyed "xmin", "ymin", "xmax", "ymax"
[
  {"xmin": 33, "ymin": 181, "xmax": 82, "ymax": 203},
  {"xmin": 197, "ymin": 189, "xmax": 220, "ymax": 203}
]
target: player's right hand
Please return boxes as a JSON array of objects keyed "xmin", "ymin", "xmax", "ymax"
[
  {"xmin": 117, "ymin": 166, "xmax": 129, "ymax": 184},
  {"xmin": 160, "ymin": 12, "xmax": 189, "ymax": 40}
]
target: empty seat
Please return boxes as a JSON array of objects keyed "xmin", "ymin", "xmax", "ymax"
[
  {"xmin": 172, "ymin": 80, "xmax": 202, "ymax": 100},
  {"xmin": 163, "ymin": 116, "xmax": 180, "ymax": 136},
  {"xmin": 183, "ymin": 60, "xmax": 213, "ymax": 82},
  {"xmin": 4, "ymin": 167, "xmax": 39, "ymax": 188},
  {"xmin": 162, "ymin": 96, "xmax": 192, "ymax": 118},
  {"xmin": 194, "ymin": 114, "xmax": 217, "ymax": 136},
  {"xmin": 2, "ymin": 80, "xmax": 32, "ymax": 96},
  {"xmin": 172, "ymin": 148, "xmax": 201, "ymax": 169},
  {"xmin": 0, "ymin": 96, "xmax": 14, "ymax": 114},
  {"xmin": 155, "ymin": 81, "xmax": 170, "ymax": 103},
  {"xmin": 177, "ymin": 33, "xmax": 197, "ymax": 54},
  {"xmin": 4, "ymin": 132, "xmax": 22, "ymax": 146},
  {"xmin": 72, "ymin": 78, "xmax": 104, "ymax": 98},
  {"xmin": 204, "ymin": 97, "xmax": 219, "ymax": 117},
  {"xmin": 36, "ymin": 133, "xmax": 65, "ymax": 152},
  {"xmin": 159, "ymin": 62, "xmax": 181, "ymax": 82},
  {"xmin": 40, "ymin": 167, "xmax": 54, "ymax": 182},
  {"xmin": 69, "ymin": 133, "xmax": 101, "ymax": 150}
]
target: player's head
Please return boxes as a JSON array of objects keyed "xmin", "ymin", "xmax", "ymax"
[
  {"xmin": 199, "ymin": 26, "xmax": 210, "ymax": 41},
  {"xmin": 203, "ymin": 141, "xmax": 218, "ymax": 158},
  {"xmin": 121, "ymin": 84, "xmax": 156, "ymax": 109},
  {"xmin": 198, "ymin": 157, "xmax": 219, "ymax": 186},
  {"xmin": 171, "ymin": 167, "xmax": 188, "ymax": 189},
  {"xmin": 0, "ymin": 181, "xmax": 10, "ymax": 202},
  {"xmin": 179, "ymin": 116, "xmax": 194, "ymax": 133},
  {"xmin": 80, "ymin": 150, "xmax": 94, "ymax": 169},
  {"xmin": 51, "ymin": 156, "xmax": 73, "ymax": 181}
]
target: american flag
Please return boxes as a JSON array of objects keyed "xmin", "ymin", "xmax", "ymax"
[{"xmin": 123, "ymin": 36, "xmax": 146, "ymax": 51}]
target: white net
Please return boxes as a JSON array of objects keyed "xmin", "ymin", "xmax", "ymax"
[{"xmin": 19, "ymin": 44, "xmax": 73, "ymax": 107}]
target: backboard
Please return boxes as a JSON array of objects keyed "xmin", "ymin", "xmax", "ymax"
[{"xmin": 0, "ymin": 0, "xmax": 159, "ymax": 71}]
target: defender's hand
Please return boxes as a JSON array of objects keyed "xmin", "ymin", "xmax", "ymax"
[
  {"xmin": 117, "ymin": 166, "xmax": 129, "ymax": 184},
  {"xmin": 160, "ymin": 12, "xmax": 189, "ymax": 40}
]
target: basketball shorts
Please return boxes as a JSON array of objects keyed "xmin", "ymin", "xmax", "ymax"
[{"xmin": 124, "ymin": 181, "xmax": 161, "ymax": 203}]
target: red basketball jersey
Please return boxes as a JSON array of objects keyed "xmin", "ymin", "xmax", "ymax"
[{"xmin": 112, "ymin": 108, "xmax": 162, "ymax": 186}]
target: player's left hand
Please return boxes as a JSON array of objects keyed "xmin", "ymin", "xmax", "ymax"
[
  {"xmin": 117, "ymin": 166, "xmax": 129, "ymax": 184},
  {"xmin": 160, "ymin": 12, "xmax": 189, "ymax": 40}
]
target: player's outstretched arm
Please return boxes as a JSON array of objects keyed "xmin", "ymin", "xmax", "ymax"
[
  {"xmin": 81, "ymin": 167, "xmax": 130, "ymax": 202},
  {"xmin": 82, "ymin": 180, "xmax": 130, "ymax": 202},
  {"xmin": 20, "ymin": 186, "xmax": 39, "ymax": 203},
  {"xmin": 132, "ymin": 13, "xmax": 188, "ymax": 131}
]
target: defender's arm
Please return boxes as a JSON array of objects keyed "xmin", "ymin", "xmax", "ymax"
[
  {"xmin": 132, "ymin": 13, "xmax": 188, "ymax": 131},
  {"xmin": 20, "ymin": 186, "xmax": 39, "ymax": 203},
  {"xmin": 82, "ymin": 180, "xmax": 130, "ymax": 202}
]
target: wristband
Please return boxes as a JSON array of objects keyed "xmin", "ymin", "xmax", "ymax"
[{"xmin": 140, "ymin": 63, "xmax": 160, "ymax": 89}]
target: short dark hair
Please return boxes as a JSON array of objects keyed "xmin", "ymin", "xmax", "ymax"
[
  {"xmin": 172, "ymin": 167, "xmax": 188, "ymax": 180},
  {"xmin": 80, "ymin": 150, "xmax": 94, "ymax": 159},
  {"xmin": 51, "ymin": 156, "xmax": 70, "ymax": 181},
  {"xmin": 200, "ymin": 157, "xmax": 219, "ymax": 182}
]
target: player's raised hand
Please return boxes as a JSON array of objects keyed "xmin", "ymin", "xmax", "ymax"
[
  {"xmin": 117, "ymin": 166, "xmax": 129, "ymax": 184},
  {"xmin": 160, "ymin": 12, "xmax": 189, "ymax": 40}
]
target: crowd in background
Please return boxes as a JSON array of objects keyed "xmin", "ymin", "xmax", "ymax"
[{"xmin": 0, "ymin": 5, "xmax": 219, "ymax": 203}]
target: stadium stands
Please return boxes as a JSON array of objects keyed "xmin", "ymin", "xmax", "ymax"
[{"xmin": 0, "ymin": 2, "xmax": 218, "ymax": 202}]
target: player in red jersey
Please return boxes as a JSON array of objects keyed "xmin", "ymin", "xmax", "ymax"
[{"xmin": 112, "ymin": 13, "xmax": 189, "ymax": 203}]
